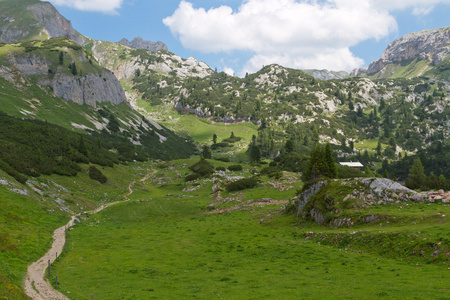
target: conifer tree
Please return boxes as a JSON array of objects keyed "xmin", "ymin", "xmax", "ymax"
[
  {"xmin": 201, "ymin": 145, "xmax": 212, "ymax": 159},
  {"xmin": 78, "ymin": 134, "xmax": 89, "ymax": 157},
  {"xmin": 406, "ymin": 157, "xmax": 426, "ymax": 189},
  {"xmin": 376, "ymin": 140, "xmax": 382, "ymax": 155},
  {"xmin": 285, "ymin": 139, "xmax": 294, "ymax": 153},
  {"xmin": 304, "ymin": 144, "xmax": 324, "ymax": 182},
  {"xmin": 249, "ymin": 144, "xmax": 261, "ymax": 163},
  {"xmin": 324, "ymin": 143, "xmax": 337, "ymax": 178}
]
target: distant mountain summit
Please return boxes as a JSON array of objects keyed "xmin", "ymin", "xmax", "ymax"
[
  {"xmin": 352, "ymin": 27, "xmax": 450, "ymax": 79},
  {"xmin": 118, "ymin": 37, "xmax": 168, "ymax": 52},
  {"xmin": 0, "ymin": 0, "xmax": 85, "ymax": 45}
]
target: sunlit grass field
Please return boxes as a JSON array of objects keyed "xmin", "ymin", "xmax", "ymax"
[{"xmin": 49, "ymin": 160, "xmax": 450, "ymax": 299}]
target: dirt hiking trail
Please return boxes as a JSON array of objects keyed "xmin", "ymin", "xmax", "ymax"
[{"xmin": 24, "ymin": 173, "xmax": 152, "ymax": 299}]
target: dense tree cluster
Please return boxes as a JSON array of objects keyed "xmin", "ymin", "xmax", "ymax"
[{"xmin": 303, "ymin": 143, "xmax": 337, "ymax": 182}]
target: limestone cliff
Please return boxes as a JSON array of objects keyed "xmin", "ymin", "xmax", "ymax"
[
  {"xmin": 1, "ymin": 44, "xmax": 126, "ymax": 106},
  {"xmin": 352, "ymin": 27, "xmax": 450, "ymax": 77},
  {"xmin": 0, "ymin": 0, "xmax": 85, "ymax": 45},
  {"xmin": 302, "ymin": 69, "xmax": 349, "ymax": 80},
  {"xmin": 118, "ymin": 37, "xmax": 167, "ymax": 52}
]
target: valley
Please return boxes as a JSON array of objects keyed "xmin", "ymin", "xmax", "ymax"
[{"xmin": 0, "ymin": 0, "xmax": 448, "ymax": 299}]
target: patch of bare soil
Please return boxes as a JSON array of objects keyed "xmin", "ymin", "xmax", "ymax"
[{"xmin": 204, "ymin": 199, "xmax": 289, "ymax": 214}]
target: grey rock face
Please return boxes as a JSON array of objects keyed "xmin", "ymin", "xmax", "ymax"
[
  {"xmin": 349, "ymin": 67, "xmax": 368, "ymax": 77},
  {"xmin": 27, "ymin": 2, "xmax": 85, "ymax": 45},
  {"xmin": 296, "ymin": 181, "xmax": 328, "ymax": 217},
  {"xmin": 302, "ymin": 69, "xmax": 349, "ymax": 80},
  {"xmin": 360, "ymin": 178, "xmax": 416, "ymax": 197},
  {"xmin": 0, "ymin": 1, "xmax": 85, "ymax": 45},
  {"xmin": 118, "ymin": 37, "xmax": 167, "ymax": 52},
  {"xmin": 4, "ymin": 53, "xmax": 125, "ymax": 106},
  {"xmin": 46, "ymin": 72, "xmax": 126, "ymax": 106},
  {"xmin": 367, "ymin": 27, "xmax": 450, "ymax": 75}
]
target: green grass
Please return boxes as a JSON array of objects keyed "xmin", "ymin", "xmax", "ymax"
[
  {"xmin": 0, "ymin": 174, "xmax": 66, "ymax": 299},
  {"xmin": 137, "ymin": 100, "xmax": 258, "ymax": 145},
  {"xmin": 369, "ymin": 59, "xmax": 432, "ymax": 79},
  {"xmin": 49, "ymin": 162, "xmax": 449, "ymax": 299},
  {"xmin": 0, "ymin": 160, "xmax": 151, "ymax": 298}
]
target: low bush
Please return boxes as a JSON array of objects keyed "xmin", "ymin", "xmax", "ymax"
[
  {"xmin": 337, "ymin": 165, "xmax": 366, "ymax": 179},
  {"xmin": 226, "ymin": 177, "xmax": 259, "ymax": 192},
  {"xmin": 88, "ymin": 166, "xmax": 108, "ymax": 183},
  {"xmin": 185, "ymin": 173, "xmax": 202, "ymax": 182},
  {"xmin": 228, "ymin": 164, "xmax": 243, "ymax": 171},
  {"xmin": 211, "ymin": 142, "xmax": 231, "ymax": 149},
  {"xmin": 215, "ymin": 166, "xmax": 226, "ymax": 171},
  {"xmin": 189, "ymin": 159, "xmax": 214, "ymax": 177},
  {"xmin": 215, "ymin": 157, "xmax": 230, "ymax": 162}
]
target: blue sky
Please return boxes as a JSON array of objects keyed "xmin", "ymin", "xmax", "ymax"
[{"xmin": 48, "ymin": 0, "xmax": 450, "ymax": 77}]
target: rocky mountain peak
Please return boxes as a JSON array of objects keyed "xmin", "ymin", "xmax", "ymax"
[
  {"xmin": 118, "ymin": 37, "xmax": 168, "ymax": 52},
  {"xmin": 354, "ymin": 27, "xmax": 450, "ymax": 76},
  {"xmin": 0, "ymin": 0, "xmax": 85, "ymax": 45}
]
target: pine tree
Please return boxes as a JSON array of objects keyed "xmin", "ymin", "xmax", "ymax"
[
  {"xmin": 285, "ymin": 140, "xmax": 294, "ymax": 153},
  {"xmin": 376, "ymin": 140, "xmax": 382, "ymax": 155},
  {"xmin": 324, "ymin": 143, "xmax": 337, "ymax": 178},
  {"xmin": 59, "ymin": 51, "xmax": 64, "ymax": 65},
  {"xmin": 249, "ymin": 144, "xmax": 261, "ymax": 163},
  {"xmin": 364, "ymin": 166, "xmax": 373, "ymax": 176},
  {"xmin": 78, "ymin": 134, "xmax": 89, "ymax": 157},
  {"xmin": 304, "ymin": 144, "xmax": 324, "ymax": 182},
  {"xmin": 201, "ymin": 145, "xmax": 212, "ymax": 159},
  {"xmin": 406, "ymin": 157, "xmax": 426, "ymax": 189},
  {"xmin": 212, "ymin": 133, "xmax": 217, "ymax": 145},
  {"xmin": 71, "ymin": 62, "xmax": 77, "ymax": 76}
]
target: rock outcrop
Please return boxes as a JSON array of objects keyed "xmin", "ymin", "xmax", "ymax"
[
  {"xmin": 118, "ymin": 37, "xmax": 167, "ymax": 52},
  {"xmin": 45, "ymin": 72, "xmax": 126, "ymax": 106},
  {"xmin": 295, "ymin": 178, "xmax": 449, "ymax": 227},
  {"xmin": 302, "ymin": 69, "xmax": 349, "ymax": 80},
  {"xmin": 92, "ymin": 40, "xmax": 213, "ymax": 80},
  {"xmin": 3, "ymin": 51, "xmax": 125, "ymax": 106},
  {"xmin": 352, "ymin": 27, "xmax": 450, "ymax": 76},
  {"xmin": 0, "ymin": 0, "xmax": 85, "ymax": 45}
]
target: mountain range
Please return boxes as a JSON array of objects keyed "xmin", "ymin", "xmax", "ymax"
[
  {"xmin": 0, "ymin": 0, "xmax": 449, "ymax": 298},
  {"xmin": 0, "ymin": 0, "xmax": 448, "ymax": 179}
]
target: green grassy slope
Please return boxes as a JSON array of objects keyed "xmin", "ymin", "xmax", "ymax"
[
  {"xmin": 0, "ymin": 0, "xmax": 46, "ymax": 42},
  {"xmin": 49, "ymin": 160, "xmax": 449, "ymax": 299},
  {"xmin": 0, "ymin": 159, "xmax": 156, "ymax": 298}
]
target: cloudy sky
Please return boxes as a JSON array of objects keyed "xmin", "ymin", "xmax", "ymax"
[{"xmin": 48, "ymin": 0, "xmax": 450, "ymax": 76}]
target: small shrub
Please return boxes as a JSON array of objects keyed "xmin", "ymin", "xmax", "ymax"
[
  {"xmin": 211, "ymin": 142, "xmax": 231, "ymax": 149},
  {"xmin": 215, "ymin": 157, "xmax": 230, "ymax": 162},
  {"xmin": 222, "ymin": 136, "xmax": 242, "ymax": 143},
  {"xmin": 189, "ymin": 159, "xmax": 214, "ymax": 177},
  {"xmin": 228, "ymin": 164, "xmax": 243, "ymax": 172},
  {"xmin": 337, "ymin": 165, "xmax": 366, "ymax": 179},
  {"xmin": 226, "ymin": 177, "xmax": 259, "ymax": 192},
  {"xmin": 185, "ymin": 173, "xmax": 201, "ymax": 182},
  {"xmin": 215, "ymin": 166, "xmax": 226, "ymax": 171},
  {"xmin": 89, "ymin": 166, "xmax": 107, "ymax": 183}
]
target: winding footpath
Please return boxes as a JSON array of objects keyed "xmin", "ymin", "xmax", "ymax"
[{"xmin": 24, "ymin": 173, "xmax": 151, "ymax": 299}]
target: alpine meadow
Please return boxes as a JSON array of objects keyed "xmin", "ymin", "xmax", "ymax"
[{"xmin": 0, "ymin": 0, "xmax": 448, "ymax": 299}]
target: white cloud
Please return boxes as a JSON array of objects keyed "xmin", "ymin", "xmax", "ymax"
[
  {"xmin": 48, "ymin": 0, "xmax": 124, "ymax": 14},
  {"xmin": 223, "ymin": 67, "xmax": 235, "ymax": 76},
  {"xmin": 164, "ymin": 0, "xmax": 398, "ymax": 73},
  {"xmin": 164, "ymin": 0, "xmax": 450, "ymax": 74}
]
